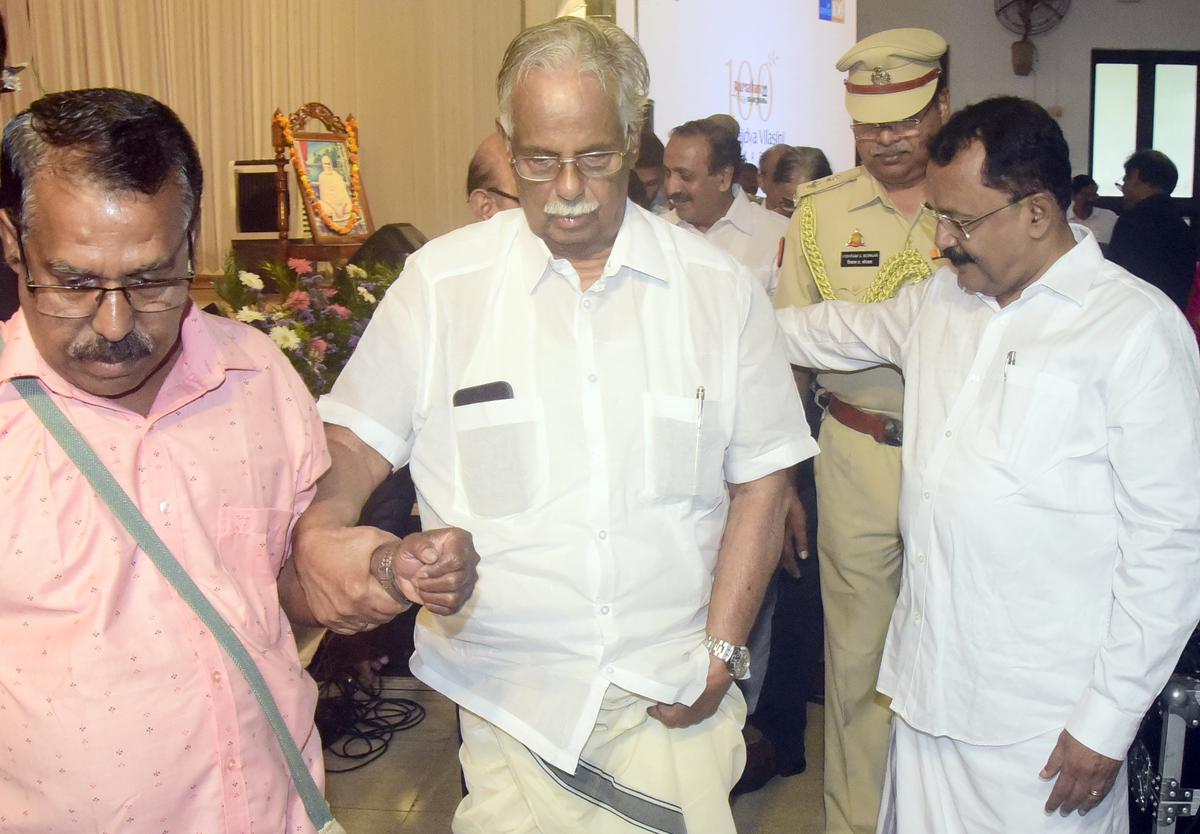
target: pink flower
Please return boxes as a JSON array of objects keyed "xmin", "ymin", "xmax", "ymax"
[
  {"xmin": 308, "ymin": 337, "xmax": 329, "ymax": 360},
  {"xmin": 328, "ymin": 304, "xmax": 351, "ymax": 319},
  {"xmin": 322, "ymin": 287, "xmax": 339, "ymax": 298},
  {"xmin": 284, "ymin": 290, "xmax": 312, "ymax": 311},
  {"xmin": 288, "ymin": 258, "xmax": 314, "ymax": 274}
]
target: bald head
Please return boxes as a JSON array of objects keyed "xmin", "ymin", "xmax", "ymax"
[{"xmin": 467, "ymin": 132, "xmax": 520, "ymax": 221}]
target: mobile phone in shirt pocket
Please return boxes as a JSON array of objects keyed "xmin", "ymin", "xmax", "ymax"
[
  {"xmin": 997, "ymin": 365, "xmax": 1077, "ymax": 475},
  {"xmin": 642, "ymin": 391, "xmax": 724, "ymax": 507},
  {"xmin": 452, "ymin": 397, "xmax": 548, "ymax": 518},
  {"xmin": 215, "ymin": 506, "xmax": 293, "ymax": 650}
]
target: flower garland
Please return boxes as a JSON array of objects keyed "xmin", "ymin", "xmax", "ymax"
[{"xmin": 274, "ymin": 112, "xmax": 365, "ymax": 236}]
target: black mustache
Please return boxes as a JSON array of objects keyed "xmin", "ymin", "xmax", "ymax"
[
  {"xmin": 70, "ymin": 331, "xmax": 154, "ymax": 363},
  {"xmin": 942, "ymin": 246, "xmax": 976, "ymax": 267}
]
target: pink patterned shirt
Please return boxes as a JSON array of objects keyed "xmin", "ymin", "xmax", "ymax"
[{"xmin": 0, "ymin": 306, "xmax": 330, "ymax": 833}]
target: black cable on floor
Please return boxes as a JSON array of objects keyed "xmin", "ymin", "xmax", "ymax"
[{"xmin": 318, "ymin": 678, "xmax": 427, "ymax": 773}]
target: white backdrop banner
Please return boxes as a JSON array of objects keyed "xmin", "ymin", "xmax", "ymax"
[{"xmin": 631, "ymin": 0, "xmax": 858, "ymax": 174}]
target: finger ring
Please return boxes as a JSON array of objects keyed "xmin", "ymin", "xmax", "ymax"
[{"xmin": 1088, "ymin": 789, "xmax": 1102, "ymax": 797}]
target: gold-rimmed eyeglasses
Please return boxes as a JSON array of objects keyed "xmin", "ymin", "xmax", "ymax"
[
  {"xmin": 511, "ymin": 149, "xmax": 627, "ymax": 182},
  {"xmin": 19, "ymin": 233, "xmax": 195, "ymax": 318},
  {"xmin": 922, "ymin": 193, "xmax": 1034, "ymax": 241}
]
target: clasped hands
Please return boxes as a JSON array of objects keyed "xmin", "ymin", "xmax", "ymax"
[{"xmin": 294, "ymin": 522, "xmax": 479, "ymax": 635}]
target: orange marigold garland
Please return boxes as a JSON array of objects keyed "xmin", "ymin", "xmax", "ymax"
[{"xmin": 274, "ymin": 112, "xmax": 365, "ymax": 236}]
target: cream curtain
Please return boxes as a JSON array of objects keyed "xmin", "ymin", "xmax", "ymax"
[{"xmin": 0, "ymin": 0, "xmax": 523, "ymax": 274}]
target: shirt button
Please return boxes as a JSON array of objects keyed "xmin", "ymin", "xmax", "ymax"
[
  {"xmin": 159, "ymin": 501, "xmax": 170, "ymax": 513},
  {"xmin": 917, "ymin": 553, "xmax": 926, "ymax": 564},
  {"xmin": 600, "ymin": 605, "xmax": 611, "ymax": 615},
  {"xmin": 944, "ymin": 430, "xmax": 952, "ymax": 438},
  {"xmin": 582, "ymin": 299, "xmax": 593, "ymax": 310},
  {"xmin": 922, "ymin": 491, "xmax": 931, "ymax": 500},
  {"xmin": 211, "ymin": 671, "xmax": 222, "ymax": 684},
  {"xmin": 226, "ymin": 757, "xmax": 237, "ymax": 771},
  {"xmin": 914, "ymin": 612, "xmax": 924, "ymax": 624},
  {"xmin": 587, "ymin": 373, "xmax": 598, "ymax": 383},
  {"xmin": 598, "ymin": 530, "xmax": 608, "ymax": 540},
  {"xmin": 604, "ymin": 665, "xmax": 614, "ymax": 675}
]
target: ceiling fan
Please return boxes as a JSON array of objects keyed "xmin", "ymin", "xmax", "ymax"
[{"xmin": 994, "ymin": 0, "xmax": 1071, "ymax": 75}]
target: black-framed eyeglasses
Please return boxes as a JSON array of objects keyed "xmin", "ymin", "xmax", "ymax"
[
  {"xmin": 486, "ymin": 187, "xmax": 520, "ymax": 204},
  {"xmin": 19, "ymin": 232, "xmax": 195, "ymax": 319},
  {"xmin": 511, "ymin": 149, "xmax": 628, "ymax": 182},
  {"xmin": 922, "ymin": 193, "xmax": 1034, "ymax": 241}
]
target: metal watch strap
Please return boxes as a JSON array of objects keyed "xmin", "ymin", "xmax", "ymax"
[{"xmin": 703, "ymin": 634, "xmax": 750, "ymax": 680}]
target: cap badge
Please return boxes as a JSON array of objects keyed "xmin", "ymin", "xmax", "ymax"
[{"xmin": 871, "ymin": 67, "xmax": 892, "ymax": 86}]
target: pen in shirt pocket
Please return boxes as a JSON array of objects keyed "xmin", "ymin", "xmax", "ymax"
[
  {"xmin": 693, "ymin": 386, "xmax": 705, "ymax": 491},
  {"xmin": 1004, "ymin": 351, "xmax": 1016, "ymax": 380}
]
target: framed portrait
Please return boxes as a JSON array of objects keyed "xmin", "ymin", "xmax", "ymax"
[{"xmin": 275, "ymin": 110, "xmax": 374, "ymax": 244}]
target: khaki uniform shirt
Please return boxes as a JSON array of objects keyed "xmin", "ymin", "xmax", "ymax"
[{"xmin": 774, "ymin": 166, "xmax": 941, "ymax": 419}]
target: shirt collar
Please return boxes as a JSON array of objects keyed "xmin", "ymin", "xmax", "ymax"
[
  {"xmin": 717, "ymin": 185, "xmax": 756, "ymax": 235},
  {"xmin": 1030, "ymin": 224, "xmax": 1103, "ymax": 306},
  {"xmin": 517, "ymin": 200, "xmax": 672, "ymax": 293},
  {"xmin": 0, "ymin": 303, "xmax": 260, "ymax": 413},
  {"xmin": 848, "ymin": 167, "xmax": 888, "ymax": 211}
]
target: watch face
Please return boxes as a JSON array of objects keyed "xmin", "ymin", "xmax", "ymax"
[{"xmin": 729, "ymin": 646, "xmax": 751, "ymax": 679}]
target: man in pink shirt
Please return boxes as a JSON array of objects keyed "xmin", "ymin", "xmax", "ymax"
[{"xmin": 0, "ymin": 88, "xmax": 477, "ymax": 832}]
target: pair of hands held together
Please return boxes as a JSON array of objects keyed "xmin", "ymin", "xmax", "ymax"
[{"xmin": 293, "ymin": 521, "xmax": 479, "ymax": 636}]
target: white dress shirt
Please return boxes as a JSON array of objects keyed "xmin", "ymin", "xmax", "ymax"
[
  {"xmin": 776, "ymin": 227, "xmax": 1200, "ymax": 759},
  {"xmin": 320, "ymin": 203, "xmax": 814, "ymax": 771},
  {"xmin": 666, "ymin": 185, "xmax": 788, "ymax": 297},
  {"xmin": 1067, "ymin": 204, "xmax": 1119, "ymax": 246}
]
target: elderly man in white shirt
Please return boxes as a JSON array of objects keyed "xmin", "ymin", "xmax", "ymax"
[
  {"xmin": 663, "ymin": 118, "xmax": 788, "ymax": 297},
  {"xmin": 777, "ymin": 96, "xmax": 1200, "ymax": 834},
  {"xmin": 294, "ymin": 16, "xmax": 815, "ymax": 834}
]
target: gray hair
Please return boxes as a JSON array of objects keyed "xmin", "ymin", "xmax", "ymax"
[
  {"xmin": 496, "ymin": 16, "xmax": 649, "ymax": 142},
  {"xmin": 0, "ymin": 88, "xmax": 203, "ymax": 237}
]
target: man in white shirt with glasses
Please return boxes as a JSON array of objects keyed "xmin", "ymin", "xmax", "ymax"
[
  {"xmin": 294, "ymin": 15, "xmax": 814, "ymax": 834},
  {"xmin": 777, "ymin": 96, "xmax": 1200, "ymax": 834}
]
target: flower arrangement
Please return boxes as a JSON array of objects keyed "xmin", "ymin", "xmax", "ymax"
[
  {"xmin": 274, "ymin": 111, "xmax": 365, "ymax": 236},
  {"xmin": 214, "ymin": 256, "xmax": 399, "ymax": 395}
]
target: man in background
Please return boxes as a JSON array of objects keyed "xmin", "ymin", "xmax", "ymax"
[
  {"xmin": 758, "ymin": 143, "xmax": 792, "ymax": 214},
  {"xmin": 1109, "ymin": 149, "xmax": 1197, "ymax": 310},
  {"xmin": 632, "ymin": 129, "xmax": 669, "ymax": 213},
  {"xmin": 1066, "ymin": 174, "xmax": 1117, "ymax": 251},
  {"xmin": 738, "ymin": 160, "xmax": 761, "ymax": 201},
  {"xmin": 773, "ymin": 27, "xmax": 949, "ymax": 834},
  {"xmin": 771, "ymin": 146, "xmax": 833, "ymax": 218},
  {"xmin": 664, "ymin": 117, "xmax": 788, "ymax": 296},
  {"xmin": 777, "ymin": 94, "xmax": 1200, "ymax": 834},
  {"xmin": 466, "ymin": 131, "xmax": 521, "ymax": 221},
  {"xmin": 295, "ymin": 16, "xmax": 814, "ymax": 833}
]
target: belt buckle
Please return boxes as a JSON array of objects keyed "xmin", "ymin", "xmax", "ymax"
[{"xmin": 881, "ymin": 418, "xmax": 903, "ymax": 447}]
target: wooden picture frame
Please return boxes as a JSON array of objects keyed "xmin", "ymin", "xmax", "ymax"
[{"xmin": 273, "ymin": 105, "xmax": 374, "ymax": 245}]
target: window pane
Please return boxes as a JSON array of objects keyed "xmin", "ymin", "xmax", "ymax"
[
  {"xmin": 1153, "ymin": 64, "xmax": 1197, "ymax": 199},
  {"xmin": 1092, "ymin": 63, "xmax": 1139, "ymax": 198}
]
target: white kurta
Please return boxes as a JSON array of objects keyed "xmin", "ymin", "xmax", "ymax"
[
  {"xmin": 320, "ymin": 202, "xmax": 815, "ymax": 772},
  {"xmin": 666, "ymin": 185, "xmax": 788, "ymax": 297},
  {"xmin": 776, "ymin": 226, "xmax": 1200, "ymax": 763}
]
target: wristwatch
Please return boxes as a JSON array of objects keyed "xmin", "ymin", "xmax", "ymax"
[
  {"xmin": 371, "ymin": 546, "xmax": 413, "ymax": 608},
  {"xmin": 703, "ymin": 635, "xmax": 751, "ymax": 680}
]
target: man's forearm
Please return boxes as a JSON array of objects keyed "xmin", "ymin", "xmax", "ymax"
[
  {"xmin": 297, "ymin": 424, "xmax": 393, "ymax": 532},
  {"xmin": 706, "ymin": 469, "xmax": 790, "ymax": 645}
]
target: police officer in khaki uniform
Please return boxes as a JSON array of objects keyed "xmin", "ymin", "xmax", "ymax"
[{"xmin": 773, "ymin": 28, "xmax": 949, "ymax": 834}]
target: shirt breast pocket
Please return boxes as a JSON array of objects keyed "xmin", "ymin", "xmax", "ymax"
[
  {"xmin": 996, "ymin": 365, "xmax": 1079, "ymax": 478},
  {"xmin": 215, "ymin": 506, "xmax": 293, "ymax": 650},
  {"xmin": 642, "ymin": 392, "xmax": 725, "ymax": 507},
  {"xmin": 453, "ymin": 397, "xmax": 548, "ymax": 518}
]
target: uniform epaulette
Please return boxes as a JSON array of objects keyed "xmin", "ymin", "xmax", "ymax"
[{"xmin": 795, "ymin": 167, "xmax": 862, "ymax": 199}]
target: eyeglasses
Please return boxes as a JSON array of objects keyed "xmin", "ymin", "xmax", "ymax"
[
  {"xmin": 19, "ymin": 233, "xmax": 195, "ymax": 318},
  {"xmin": 512, "ymin": 149, "xmax": 627, "ymax": 182},
  {"xmin": 922, "ymin": 194, "xmax": 1034, "ymax": 240},
  {"xmin": 486, "ymin": 187, "xmax": 520, "ymax": 204},
  {"xmin": 850, "ymin": 103, "xmax": 933, "ymax": 140}
]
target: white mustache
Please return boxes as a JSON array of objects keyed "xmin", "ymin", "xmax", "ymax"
[{"xmin": 544, "ymin": 197, "xmax": 600, "ymax": 217}]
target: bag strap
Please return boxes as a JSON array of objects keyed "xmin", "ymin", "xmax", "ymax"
[{"xmin": 2, "ymin": 340, "xmax": 336, "ymax": 831}]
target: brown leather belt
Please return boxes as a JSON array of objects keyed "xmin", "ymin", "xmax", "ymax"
[{"xmin": 826, "ymin": 394, "xmax": 903, "ymax": 447}]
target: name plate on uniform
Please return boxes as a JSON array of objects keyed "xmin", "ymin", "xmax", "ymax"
[{"xmin": 841, "ymin": 250, "xmax": 881, "ymax": 267}]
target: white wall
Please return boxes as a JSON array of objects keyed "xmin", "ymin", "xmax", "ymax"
[{"xmin": 858, "ymin": 0, "xmax": 1200, "ymax": 176}]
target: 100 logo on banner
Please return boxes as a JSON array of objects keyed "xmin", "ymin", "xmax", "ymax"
[{"xmin": 726, "ymin": 59, "xmax": 773, "ymax": 122}]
